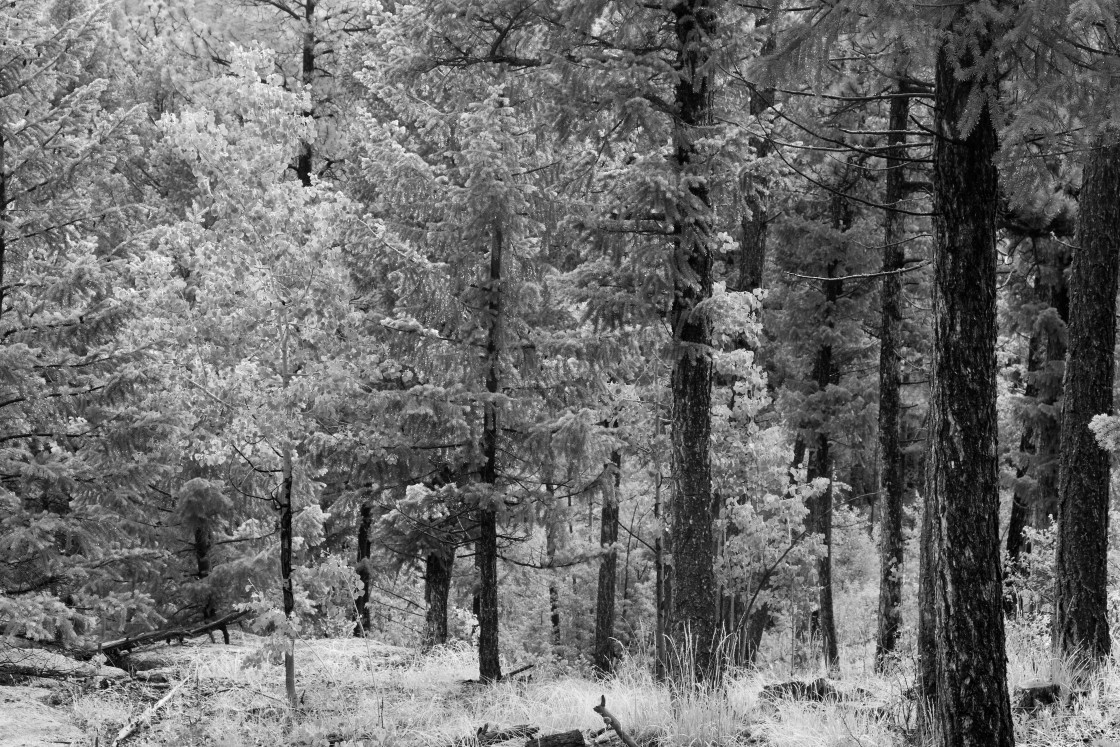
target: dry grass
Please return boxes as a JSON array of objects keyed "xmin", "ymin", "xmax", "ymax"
[{"xmin": 51, "ymin": 627, "xmax": 1120, "ymax": 746}]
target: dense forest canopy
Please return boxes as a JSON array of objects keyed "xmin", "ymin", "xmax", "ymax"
[{"xmin": 2, "ymin": 0, "xmax": 1120, "ymax": 743}]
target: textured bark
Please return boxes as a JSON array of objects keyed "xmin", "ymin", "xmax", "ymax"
[
  {"xmin": 653, "ymin": 476, "xmax": 667, "ymax": 681},
  {"xmin": 593, "ymin": 453, "xmax": 621, "ymax": 675},
  {"xmin": 1053, "ymin": 137, "xmax": 1120, "ymax": 663},
  {"xmin": 423, "ymin": 547, "xmax": 454, "ymax": 650},
  {"xmin": 917, "ymin": 11, "xmax": 1014, "ymax": 744},
  {"xmin": 667, "ymin": 0, "xmax": 719, "ymax": 684},
  {"xmin": 477, "ymin": 218, "xmax": 504, "ymax": 684},
  {"xmin": 875, "ymin": 85, "xmax": 908, "ymax": 671},
  {"xmin": 354, "ymin": 501, "xmax": 373, "ymax": 636},
  {"xmin": 193, "ymin": 520, "xmax": 214, "ymax": 621},
  {"xmin": 0, "ymin": 131, "xmax": 6, "ymax": 320}
]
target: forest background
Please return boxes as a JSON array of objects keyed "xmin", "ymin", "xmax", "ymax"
[{"xmin": 2, "ymin": 0, "xmax": 1120, "ymax": 745}]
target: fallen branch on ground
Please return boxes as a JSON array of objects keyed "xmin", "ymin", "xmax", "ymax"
[
  {"xmin": 110, "ymin": 677, "xmax": 188, "ymax": 747},
  {"xmin": 593, "ymin": 695, "xmax": 639, "ymax": 747},
  {"xmin": 97, "ymin": 610, "xmax": 249, "ymax": 661}
]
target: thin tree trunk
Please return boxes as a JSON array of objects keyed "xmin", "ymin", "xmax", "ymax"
[
  {"xmin": 423, "ymin": 547, "xmax": 454, "ymax": 650},
  {"xmin": 280, "ymin": 450, "xmax": 297, "ymax": 709},
  {"xmin": 477, "ymin": 218, "xmax": 504, "ymax": 684},
  {"xmin": 875, "ymin": 84, "xmax": 909, "ymax": 671},
  {"xmin": 545, "ymin": 502, "xmax": 562, "ymax": 649},
  {"xmin": 918, "ymin": 9, "xmax": 1014, "ymax": 743},
  {"xmin": 593, "ymin": 453, "xmax": 622, "ymax": 675},
  {"xmin": 0, "ymin": 131, "xmax": 7, "ymax": 320},
  {"xmin": 295, "ymin": 0, "xmax": 315, "ymax": 186},
  {"xmin": 653, "ymin": 471, "xmax": 667, "ymax": 681},
  {"xmin": 668, "ymin": 0, "xmax": 719, "ymax": 686},
  {"xmin": 354, "ymin": 501, "xmax": 373, "ymax": 636},
  {"xmin": 1054, "ymin": 137, "xmax": 1120, "ymax": 664}
]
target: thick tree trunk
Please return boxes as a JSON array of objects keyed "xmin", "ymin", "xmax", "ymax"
[
  {"xmin": 668, "ymin": 0, "xmax": 719, "ymax": 686},
  {"xmin": 918, "ymin": 11, "xmax": 1014, "ymax": 744},
  {"xmin": 477, "ymin": 218, "xmax": 504, "ymax": 684},
  {"xmin": 423, "ymin": 546, "xmax": 454, "ymax": 650},
  {"xmin": 593, "ymin": 454, "xmax": 622, "ymax": 675},
  {"xmin": 1054, "ymin": 137, "xmax": 1120, "ymax": 664},
  {"xmin": 194, "ymin": 520, "xmax": 214, "ymax": 621},
  {"xmin": 875, "ymin": 85, "xmax": 908, "ymax": 671}
]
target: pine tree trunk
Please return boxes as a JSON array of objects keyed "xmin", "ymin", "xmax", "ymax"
[
  {"xmin": 593, "ymin": 454, "xmax": 621, "ymax": 675},
  {"xmin": 1054, "ymin": 137, "xmax": 1120, "ymax": 663},
  {"xmin": 295, "ymin": 0, "xmax": 315, "ymax": 186},
  {"xmin": 0, "ymin": 131, "xmax": 7, "ymax": 319},
  {"xmin": 280, "ymin": 450, "xmax": 297, "ymax": 709},
  {"xmin": 808, "ymin": 255, "xmax": 842, "ymax": 676},
  {"xmin": 354, "ymin": 501, "xmax": 373, "ymax": 636},
  {"xmin": 194, "ymin": 520, "xmax": 214, "ymax": 620},
  {"xmin": 545, "ymin": 505, "xmax": 562, "ymax": 649},
  {"xmin": 653, "ymin": 474, "xmax": 667, "ymax": 681},
  {"xmin": 477, "ymin": 218, "xmax": 504, "ymax": 684},
  {"xmin": 875, "ymin": 85, "xmax": 908, "ymax": 671},
  {"xmin": 917, "ymin": 11, "xmax": 1014, "ymax": 744},
  {"xmin": 668, "ymin": 0, "xmax": 719, "ymax": 686},
  {"xmin": 423, "ymin": 547, "xmax": 454, "ymax": 651}
]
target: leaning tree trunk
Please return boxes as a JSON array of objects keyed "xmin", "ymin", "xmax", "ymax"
[
  {"xmin": 917, "ymin": 8, "xmax": 1014, "ymax": 745},
  {"xmin": 476, "ymin": 218, "xmax": 505, "ymax": 684},
  {"xmin": 593, "ymin": 453, "xmax": 622, "ymax": 675},
  {"xmin": 668, "ymin": 0, "xmax": 720, "ymax": 686},
  {"xmin": 1053, "ymin": 137, "xmax": 1120, "ymax": 664},
  {"xmin": 875, "ymin": 83, "xmax": 909, "ymax": 671}
]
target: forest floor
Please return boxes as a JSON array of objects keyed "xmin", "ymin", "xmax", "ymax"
[{"xmin": 4, "ymin": 630, "xmax": 1120, "ymax": 746}]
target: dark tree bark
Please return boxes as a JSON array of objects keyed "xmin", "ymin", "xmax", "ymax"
[
  {"xmin": 545, "ymin": 504, "xmax": 562, "ymax": 649},
  {"xmin": 354, "ymin": 501, "xmax": 373, "ymax": 636},
  {"xmin": 193, "ymin": 520, "xmax": 215, "ymax": 621},
  {"xmin": 593, "ymin": 453, "xmax": 622, "ymax": 675},
  {"xmin": 295, "ymin": 0, "xmax": 315, "ymax": 186},
  {"xmin": 917, "ymin": 8, "xmax": 1014, "ymax": 744},
  {"xmin": 423, "ymin": 546, "xmax": 454, "ymax": 650},
  {"xmin": 653, "ymin": 474, "xmax": 668, "ymax": 681},
  {"xmin": 668, "ymin": 0, "xmax": 719, "ymax": 685},
  {"xmin": 279, "ymin": 451, "xmax": 297, "ymax": 708},
  {"xmin": 477, "ymin": 218, "xmax": 504, "ymax": 684},
  {"xmin": 1053, "ymin": 137, "xmax": 1120, "ymax": 663},
  {"xmin": 805, "ymin": 255, "xmax": 842, "ymax": 676},
  {"xmin": 875, "ymin": 84, "xmax": 909, "ymax": 671}
]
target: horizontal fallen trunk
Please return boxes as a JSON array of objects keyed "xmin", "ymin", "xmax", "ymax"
[
  {"xmin": 525, "ymin": 730, "xmax": 586, "ymax": 747},
  {"xmin": 97, "ymin": 610, "xmax": 248, "ymax": 661},
  {"xmin": 0, "ymin": 646, "xmax": 127, "ymax": 680}
]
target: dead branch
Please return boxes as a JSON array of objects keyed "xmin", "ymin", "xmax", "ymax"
[
  {"xmin": 592, "ymin": 695, "xmax": 639, "ymax": 747},
  {"xmin": 110, "ymin": 677, "xmax": 188, "ymax": 747}
]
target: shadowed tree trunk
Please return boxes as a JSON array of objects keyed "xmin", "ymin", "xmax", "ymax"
[
  {"xmin": 875, "ymin": 83, "xmax": 909, "ymax": 671},
  {"xmin": 805, "ymin": 253, "xmax": 842, "ymax": 676},
  {"xmin": 917, "ymin": 7, "xmax": 1014, "ymax": 743},
  {"xmin": 477, "ymin": 218, "xmax": 504, "ymax": 684},
  {"xmin": 423, "ymin": 546, "xmax": 454, "ymax": 650},
  {"xmin": 667, "ymin": 0, "xmax": 720, "ymax": 685},
  {"xmin": 593, "ymin": 452, "xmax": 622, "ymax": 675},
  {"xmin": 1054, "ymin": 137, "xmax": 1120, "ymax": 664},
  {"xmin": 279, "ymin": 450, "xmax": 297, "ymax": 709},
  {"xmin": 354, "ymin": 501, "xmax": 373, "ymax": 636}
]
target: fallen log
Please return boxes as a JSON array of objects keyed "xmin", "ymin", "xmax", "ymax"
[
  {"xmin": 110, "ymin": 677, "xmax": 187, "ymax": 747},
  {"xmin": 0, "ymin": 646, "xmax": 128, "ymax": 681},
  {"xmin": 592, "ymin": 696, "xmax": 639, "ymax": 747},
  {"xmin": 525, "ymin": 729, "xmax": 586, "ymax": 747},
  {"xmin": 97, "ymin": 610, "xmax": 248, "ymax": 661}
]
